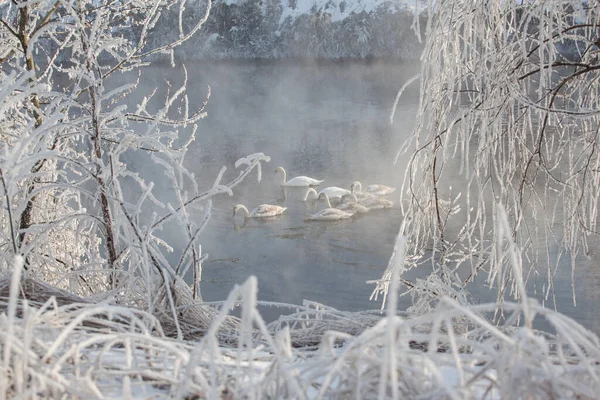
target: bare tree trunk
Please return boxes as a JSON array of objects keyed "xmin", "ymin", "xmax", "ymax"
[
  {"xmin": 89, "ymin": 84, "xmax": 119, "ymax": 288},
  {"xmin": 16, "ymin": 4, "xmax": 45, "ymax": 258},
  {"xmin": 76, "ymin": 11, "xmax": 119, "ymax": 287}
]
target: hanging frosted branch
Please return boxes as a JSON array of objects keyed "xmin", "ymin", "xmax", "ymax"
[{"xmin": 382, "ymin": 0, "xmax": 600, "ymax": 310}]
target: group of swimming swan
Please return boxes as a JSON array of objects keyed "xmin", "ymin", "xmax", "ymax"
[{"xmin": 232, "ymin": 166, "xmax": 395, "ymax": 222}]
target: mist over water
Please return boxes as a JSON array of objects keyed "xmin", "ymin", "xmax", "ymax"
[
  {"xmin": 130, "ymin": 59, "xmax": 600, "ymax": 331},
  {"xmin": 149, "ymin": 60, "xmax": 418, "ymax": 319}
]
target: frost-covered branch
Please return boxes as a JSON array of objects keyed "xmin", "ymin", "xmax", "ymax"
[
  {"xmin": 0, "ymin": 1, "xmax": 244, "ymax": 307},
  {"xmin": 385, "ymin": 0, "xmax": 600, "ymax": 312}
]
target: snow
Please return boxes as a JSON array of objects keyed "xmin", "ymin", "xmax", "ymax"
[
  {"xmin": 217, "ymin": 0, "xmax": 414, "ymax": 24},
  {"xmin": 163, "ymin": 0, "xmax": 424, "ymax": 59},
  {"xmin": 2, "ymin": 265, "xmax": 598, "ymax": 398},
  {"xmin": 278, "ymin": 0, "xmax": 411, "ymax": 24},
  {"xmin": 14, "ymin": 234, "xmax": 575, "ymax": 398}
]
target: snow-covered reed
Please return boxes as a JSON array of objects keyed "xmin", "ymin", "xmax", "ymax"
[
  {"xmin": 1, "ymin": 247, "xmax": 600, "ymax": 399},
  {"xmin": 1, "ymin": 209, "xmax": 599, "ymax": 398}
]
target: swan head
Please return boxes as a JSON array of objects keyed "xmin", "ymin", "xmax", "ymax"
[
  {"xmin": 341, "ymin": 193, "xmax": 358, "ymax": 203},
  {"xmin": 274, "ymin": 166, "xmax": 285, "ymax": 175},
  {"xmin": 302, "ymin": 187, "xmax": 318, "ymax": 201},
  {"xmin": 317, "ymin": 192, "xmax": 333, "ymax": 207},
  {"xmin": 350, "ymin": 181, "xmax": 362, "ymax": 193},
  {"xmin": 232, "ymin": 204, "xmax": 248, "ymax": 217}
]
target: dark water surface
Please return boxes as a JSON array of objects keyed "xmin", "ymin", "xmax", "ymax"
[{"xmin": 140, "ymin": 60, "xmax": 600, "ymax": 332}]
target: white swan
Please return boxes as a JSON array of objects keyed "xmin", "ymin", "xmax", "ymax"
[
  {"xmin": 317, "ymin": 186, "xmax": 351, "ymax": 201},
  {"xmin": 306, "ymin": 193, "xmax": 355, "ymax": 221},
  {"xmin": 322, "ymin": 193, "xmax": 369, "ymax": 214},
  {"xmin": 301, "ymin": 187, "xmax": 318, "ymax": 202},
  {"xmin": 233, "ymin": 204, "xmax": 287, "ymax": 218},
  {"xmin": 350, "ymin": 181, "xmax": 377, "ymax": 202},
  {"xmin": 305, "ymin": 207, "xmax": 355, "ymax": 221},
  {"xmin": 338, "ymin": 193, "xmax": 370, "ymax": 214},
  {"xmin": 317, "ymin": 192, "xmax": 335, "ymax": 208},
  {"xmin": 275, "ymin": 167, "xmax": 324, "ymax": 187},
  {"xmin": 351, "ymin": 181, "xmax": 396, "ymax": 197},
  {"xmin": 358, "ymin": 196, "xmax": 394, "ymax": 210}
]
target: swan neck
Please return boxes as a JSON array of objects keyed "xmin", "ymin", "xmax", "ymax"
[
  {"xmin": 303, "ymin": 188, "xmax": 316, "ymax": 201},
  {"xmin": 278, "ymin": 167, "xmax": 287, "ymax": 184},
  {"xmin": 235, "ymin": 205, "xmax": 250, "ymax": 217},
  {"xmin": 320, "ymin": 194, "xmax": 332, "ymax": 208}
]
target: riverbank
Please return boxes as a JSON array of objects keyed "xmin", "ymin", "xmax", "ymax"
[
  {"xmin": 3, "ymin": 271, "xmax": 598, "ymax": 398},
  {"xmin": 143, "ymin": 0, "xmax": 425, "ymax": 60}
]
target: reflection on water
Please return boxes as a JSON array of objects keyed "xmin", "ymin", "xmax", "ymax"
[
  {"xmin": 139, "ymin": 60, "xmax": 600, "ymax": 332},
  {"xmin": 201, "ymin": 180, "xmax": 404, "ymax": 322}
]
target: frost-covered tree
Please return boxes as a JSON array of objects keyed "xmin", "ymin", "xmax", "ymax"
[
  {"xmin": 147, "ymin": 0, "xmax": 423, "ymax": 59},
  {"xmin": 375, "ymin": 1, "xmax": 600, "ymax": 311},
  {"xmin": 0, "ymin": 0, "xmax": 269, "ymax": 328}
]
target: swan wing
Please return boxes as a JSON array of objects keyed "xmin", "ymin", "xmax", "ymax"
[
  {"xmin": 379, "ymin": 199, "xmax": 394, "ymax": 208},
  {"xmin": 319, "ymin": 187, "xmax": 351, "ymax": 198},
  {"xmin": 338, "ymin": 203, "xmax": 370, "ymax": 213},
  {"xmin": 362, "ymin": 198, "xmax": 394, "ymax": 209},
  {"xmin": 366, "ymin": 184, "xmax": 396, "ymax": 196},
  {"xmin": 305, "ymin": 177, "xmax": 325, "ymax": 186},
  {"xmin": 357, "ymin": 204, "xmax": 370, "ymax": 213},
  {"xmin": 306, "ymin": 208, "xmax": 354, "ymax": 221},
  {"xmin": 283, "ymin": 176, "xmax": 324, "ymax": 187},
  {"xmin": 336, "ymin": 202, "xmax": 352, "ymax": 211},
  {"xmin": 251, "ymin": 204, "xmax": 287, "ymax": 217},
  {"xmin": 355, "ymin": 191, "xmax": 376, "ymax": 201}
]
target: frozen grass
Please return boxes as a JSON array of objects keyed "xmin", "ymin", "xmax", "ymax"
[
  {"xmin": 2, "ymin": 224, "xmax": 600, "ymax": 399},
  {"xmin": 1, "ymin": 209, "xmax": 599, "ymax": 399},
  {"xmin": 2, "ymin": 279, "xmax": 599, "ymax": 398}
]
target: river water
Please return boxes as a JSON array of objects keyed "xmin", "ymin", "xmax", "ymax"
[{"xmin": 140, "ymin": 60, "xmax": 600, "ymax": 332}]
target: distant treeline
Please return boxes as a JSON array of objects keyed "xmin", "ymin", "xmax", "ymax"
[{"xmin": 145, "ymin": 0, "xmax": 425, "ymax": 60}]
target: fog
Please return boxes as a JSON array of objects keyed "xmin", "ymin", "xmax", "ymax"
[
  {"xmin": 116, "ymin": 59, "xmax": 600, "ymax": 331},
  {"xmin": 118, "ymin": 60, "xmax": 417, "ymax": 317}
]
